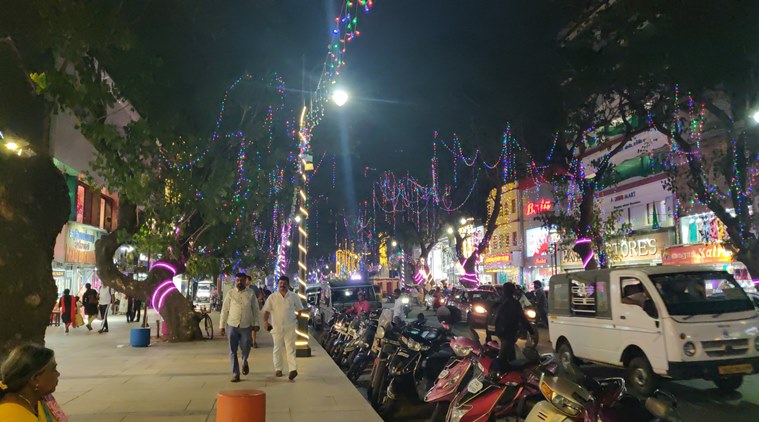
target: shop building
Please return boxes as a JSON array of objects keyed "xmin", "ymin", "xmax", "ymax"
[
  {"xmin": 520, "ymin": 180, "xmax": 557, "ymax": 286},
  {"xmin": 482, "ymin": 183, "xmax": 523, "ymax": 285}
]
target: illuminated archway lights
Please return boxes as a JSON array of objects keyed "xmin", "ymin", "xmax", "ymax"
[{"xmin": 575, "ymin": 238, "xmax": 594, "ymax": 269}]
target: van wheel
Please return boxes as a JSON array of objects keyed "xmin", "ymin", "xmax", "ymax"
[
  {"xmin": 626, "ymin": 355, "xmax": 657, "ymax": 396},
  {"xmin": 557, "ymin": 342, "xmax": 581, "ymax": 380},
  {"xmin": 714, "ymin": 375, "xmax": 743, "ymax": 392}
]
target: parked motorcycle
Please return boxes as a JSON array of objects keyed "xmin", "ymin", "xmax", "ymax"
[
  {"xmin": 446, "ymin": 343, "xmax": 556, "ymax": 422},
  {"xmin": 375, "ymin": 321, "xmax": 454, "ymax": 418},
  {"xmin": 524, "ymin": 372, "xmax": 682, "ymax": 422},
  {"xmin": 367, "ymin": 313, "xmax": 409, "ymax": 407},
  {"xmin": 424, "ymin": 336, "xmax": 501, "ymax": 421}
]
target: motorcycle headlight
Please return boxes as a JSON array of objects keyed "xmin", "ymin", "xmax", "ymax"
[
  {"xmin": 401, "ymin": 297, "xmax": 410, "ymax": 304},
  {"xmin": 449, "ymin": 405, "xmax": 472, "ymax": 422},
  {"xmin": 540, "ymin": 377, "xmax": 582, "ymax": 417},
  {"xmin": 551, "ymin": 394, "xmax": 583, "ymax": 417},
  {"xmin": 376, "ymin": 326, "xmax": 386, "ymax": 339},
  {"xmin": 683, "ymin": 341, "xmax": 696, "ymax": 357},
  {"xmin": 473, "ymin": 305, "xmax": 487, "ymax": 314},
  {"xmin": 452, "ymin": 343, "xmax": 473, "ymax": 357},
  {"xmin": 525, "ymin": 309, "xmax": 537, "ymax": 320},
  {"xmin": 402, "ymin": 336, "xmax": 429, "ymax": 352},
  {"xmin": 334, "ymin": 322, "xmax": 342, "ymax": 330}
]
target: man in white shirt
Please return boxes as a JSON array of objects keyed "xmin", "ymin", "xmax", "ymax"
[
  {"xmin": 262, "ymin": 275, "xmax": 303, "ymax": 380},
  {"xmin": 97, "ymin": 285, "xmax": 113, "ymax": 333},
  {"xmin": 391, "ymin": 289, "xmax": 405, "ymax": 324},
  {"xmin": 220, "ymin": 273, "xmax": 261, "ymax": 382}
]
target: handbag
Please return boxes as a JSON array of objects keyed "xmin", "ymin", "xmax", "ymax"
[{"xmin": 75, "ymin": 312, "xmax": 84, "ymax": 328}]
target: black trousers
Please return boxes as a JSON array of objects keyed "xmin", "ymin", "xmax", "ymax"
[
  {"xmin": 98, "ymin": 304, "xmax": 109, "ymax": 330},
  {"xmin": 497, "ymin": 333, "xmax": 518, "ymax": 368},
  {"xmin": 133, "ymin": 301, "xmax": 142, "ymax": 321}
]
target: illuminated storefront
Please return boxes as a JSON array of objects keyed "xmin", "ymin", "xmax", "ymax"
[
  {"xmin": 662, "ymin": 243, "xmax": 756, "ymax": 292},
  {"xmin": 52, "ymin": 222, "xmax": 106, "ymax": 295}
]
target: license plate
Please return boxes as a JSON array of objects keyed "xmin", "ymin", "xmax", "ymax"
[
  {"xmin": 438, "ymin": 369, "xmax": 449, "ymax": 379},
  {"xmin": 718, "ymin": 363, "xmax": 753, "ymax": 375},
  {"xmin": 467, "ymin": 378, "xmax": 483, "ymax": 394},
  {"xmin": 397, "ymin": 351, "xmax": 409, "ymax": 358}
]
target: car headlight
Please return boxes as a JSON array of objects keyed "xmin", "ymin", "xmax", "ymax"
[
  {"xmin": 449, "ymin": 405, "xmax": 472, "ymax": 422},
  {"xmin": 452, "ymin": 343, "xmax": 473, "ymax": 357},
  {"xmin": 525, "ymin": 309, "xmax": 537, "ymax": 320},
  {"xmin": 473, "ymin": 305, "xmax": 487, "ymax": 314},
  {"xmin": 683, "ymin": 341, "xmax": 696, "ymax": 357},
  {"xmin": 376, "ymin": 326, "xmax": 385, "ymax": 339},
  {"xmin": 401, "ymin": 297, "xmax": 410, "ymax": 304},
  {"xmin": 540, "ymin": 377, "xmax": 582, "ymax": 417}
]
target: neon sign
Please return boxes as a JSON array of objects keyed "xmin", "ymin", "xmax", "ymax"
[{"xmin": 525, "ymin": 199, "xmax": 552, "ymax": 216}]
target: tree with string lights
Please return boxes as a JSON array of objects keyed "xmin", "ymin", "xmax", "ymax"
[{"xmin": 560, "ymin": 0, "xmax": 759, "ymax": 275}]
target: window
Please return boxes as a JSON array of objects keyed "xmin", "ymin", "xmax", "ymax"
[
  {"xmin": 570, "ymin": 276, "xmax": 610, "ymax": 318},
  {"xmin": 504, "ymin": 232, "xmax": 510, "ymax": 248},
  {"xmin": 620, "ymin": 277, "xmax": 657, "ymax": 318},
  {"xmin": 511, "ymin": 199, "xmax": 516, "ymax": 214},
  {"xmin": 512, "ymin": 231, "xmax": 518, "ymax": 247}
]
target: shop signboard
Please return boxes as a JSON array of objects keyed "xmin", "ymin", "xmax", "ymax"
[
  {"xmin": 483, "ymin": 253, "xmax": 512, "ymax": 270},
  {"xmin": 581, "ymin": 130, "xmax": 668, "ymax": 170},
  {"xmin": 525, "ymin": 227, "xmax": 550, "ymax": 257},
  {"xmin": 525, "ymin": 199, "xmax": 553, "ymax": 216},
  {"xmin": 64, "ymin": 222, "xmax": 104, "ymax": 265},
  {"xmin": 599, "ymin": 175, "xmax": 669, "ymax": 211},
  {"xmin": 561, "ymin": 231, "xmax": 673, "ymax": 266},
  {"xmin": 52, "ymin": 270, "xmax": 65, "ymax": 278},
  {"xmin": 662, "ymin": 243, "xmax": 733, "ymax": 266}
]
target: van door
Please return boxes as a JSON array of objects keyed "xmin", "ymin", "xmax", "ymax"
[
  {"xmin": 613, "ymin": 274, "xmax": 667, "ymax": 371},
  {"xmin": 568, "ymin": 276, "xmax": 618, "ymax": 364}
]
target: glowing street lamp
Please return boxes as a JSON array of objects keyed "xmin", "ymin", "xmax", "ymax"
[
  {"xmin": 332, "ymin": 89, "xmax": 349, "ymax": 107},
  {"xmin": 294, "ymin": 215, "xmax": 302, "ymax": 223},
  {"xmin": 447, "ymin": 226, "xmax": 454, "ymax": 235},
  {"xmin": 459, "ymin": 217, "xmax": 467, "ymax": 226},
  {"xmin": 391, "ymin": 240, "xmax": 398, "ymax": 247}
]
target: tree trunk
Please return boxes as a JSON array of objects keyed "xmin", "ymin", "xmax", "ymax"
[
  {"xmin": 0, "ymin": 156, "xmax": 70, "ymax": 355},
  {"xmin": 94, "ymin": 201, "xmax": 202, "ymax": 342},
  {"xmin": 735, "ymin": 240, "xmax": 759, "ymax": 283},
  {"xmin": 573, "ymin": 180, "xmax": 599, "ymax": 270}
]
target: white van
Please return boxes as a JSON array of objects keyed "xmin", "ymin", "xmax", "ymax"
[{"xmin": 548, "ymin": 265, "xmax": 759, "ymax": 395}]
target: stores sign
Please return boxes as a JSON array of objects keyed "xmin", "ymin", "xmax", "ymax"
[
  {"xmin": 65, "ymin": 222, "xmax": 103, "ymax": 265},
  {"xmin": 525, "ymin": 199, "xmax": 552, "ymax": 216},
  {"xmin": 561, "ymin": 232, "xmax": 672, "ymax": 265}
]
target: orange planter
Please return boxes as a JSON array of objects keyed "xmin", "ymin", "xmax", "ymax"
[{"xmin": 216, "ymin": 390, "xmax": 266, "ymax": 422}]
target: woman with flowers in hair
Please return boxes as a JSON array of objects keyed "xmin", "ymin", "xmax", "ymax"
[{"xmin": 0, "ymin": 344, "xmax": 67, "ymax": 421}]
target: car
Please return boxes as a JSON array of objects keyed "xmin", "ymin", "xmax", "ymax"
[
  {"xmin": 322, "ymin": 280, "xmax": 382, "ymax": 313},
  {"xmin": 448, "ymin": 289, "xmax": 499, "ymax": 326}
]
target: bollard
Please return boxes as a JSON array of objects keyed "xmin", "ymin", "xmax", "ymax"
[{"xmin": 217, "ymin": 390, "xmax": 265, "ymax": 422}]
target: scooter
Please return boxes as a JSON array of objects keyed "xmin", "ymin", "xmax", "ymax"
[
  {"xmin": 424, "ymin": 336, "xmax": 501, "ymax": 421},
  {"xmin": 524, "ymin": 372, "xmax": 682, "ymax": 422},
  {"xmin": 446, "ymin": 336, "xmax": 556, "ymax": 422}
]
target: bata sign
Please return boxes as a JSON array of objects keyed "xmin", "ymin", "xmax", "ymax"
[
  {"xmin": 484, "ymin": 254, "xmax": 511, "ymax": 270},
  {"xmin": 662, "ymin": 244, "xmax": 733, "ymax": 265},
  {"xmin": 525, "ymin": 199, "xmax": 552, "ymax": 216}
]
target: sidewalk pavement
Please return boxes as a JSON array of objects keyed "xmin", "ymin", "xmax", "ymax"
[{"xmin": 44, "ymin": 310, "xmax": 382, "ymax": 422}]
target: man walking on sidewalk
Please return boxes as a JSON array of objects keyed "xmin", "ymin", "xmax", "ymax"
[
  {"xmin": 262, "ymin": 275, "xmax": 303, "ymax": 381},
  {"xmin": 97, "ymin": 284, "xmax": 113, "ymax": 333},
  {"xmin": 220, "ymin": 273, "xmax": 261, "ymax": 382}
]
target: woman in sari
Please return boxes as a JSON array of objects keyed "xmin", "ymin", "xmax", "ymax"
[
  {"xmin": 58, "ymin": 290, "xmax": 79, "ymax": 334},
  {"xmin": 0, "ymin": 344, "xmax": 67, "ymax": 422}
]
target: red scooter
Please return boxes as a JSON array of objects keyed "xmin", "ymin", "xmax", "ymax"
[
  {"xmin": 446, "ymin": 342, "xmax": 556, "ymax": 422},
  {"xmin": 425, "ymin": 336, "xmax": 501, "ymax": 421}
]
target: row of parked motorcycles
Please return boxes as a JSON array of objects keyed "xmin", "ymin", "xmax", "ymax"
[{"xmin": 320, "ymin": 307, "xmax": 683, "ymax": 421}]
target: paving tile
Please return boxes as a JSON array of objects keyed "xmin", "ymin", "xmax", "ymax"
[{"xmin": 43, "ymin": 309, "xmax": 380, "ymax": 420}]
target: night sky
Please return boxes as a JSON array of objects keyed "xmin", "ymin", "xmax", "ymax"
[
  {"xmin": 103, "ymin": 0, "xmax": 572, "ymax": 259},
  {"xmin": 276, "ymin": 1, "xmax": 569, "ymax": 258}
]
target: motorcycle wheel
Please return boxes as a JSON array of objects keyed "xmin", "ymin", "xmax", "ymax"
[
  {"xmin": 379, "ymin": 396, "xmax": 399, "ymax": 419},
  {"xmin": 348, "ymin": 358, "xmax": 368, "ymax": 383},
  {"xmin": 370, "ymin": 363, "xmax": 388, "ymax": 408}
]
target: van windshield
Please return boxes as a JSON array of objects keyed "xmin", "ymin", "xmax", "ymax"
[
  {"xmin": 649, "ymin": 271, "xmax": 754, "ymax": 316},
  {"xmin": 331, "ymin": 286, "xmax": 375, "ymax": 304}
]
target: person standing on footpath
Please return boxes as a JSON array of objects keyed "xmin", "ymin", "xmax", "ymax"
[
  {"xmin": 81, "ymin": 283, "xmax": 98, "ymax": 331},
  {"xmin": 58, "ymin": 289, "xmax": 79, "ymax": 334},
  {"xmin": 219, "ymin": 273, "xmax": 261, "ymax": 382},
  {"xmin": 97, "ymin": 285, "xmax": 113, "ymax": 333},
  {"xmin": 246, "ymin": 275, "xmax": 264, "ymax": 348},
  {"xmin": 262, "ymin": 276, "xmax": 303, "ymax": 381}
]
